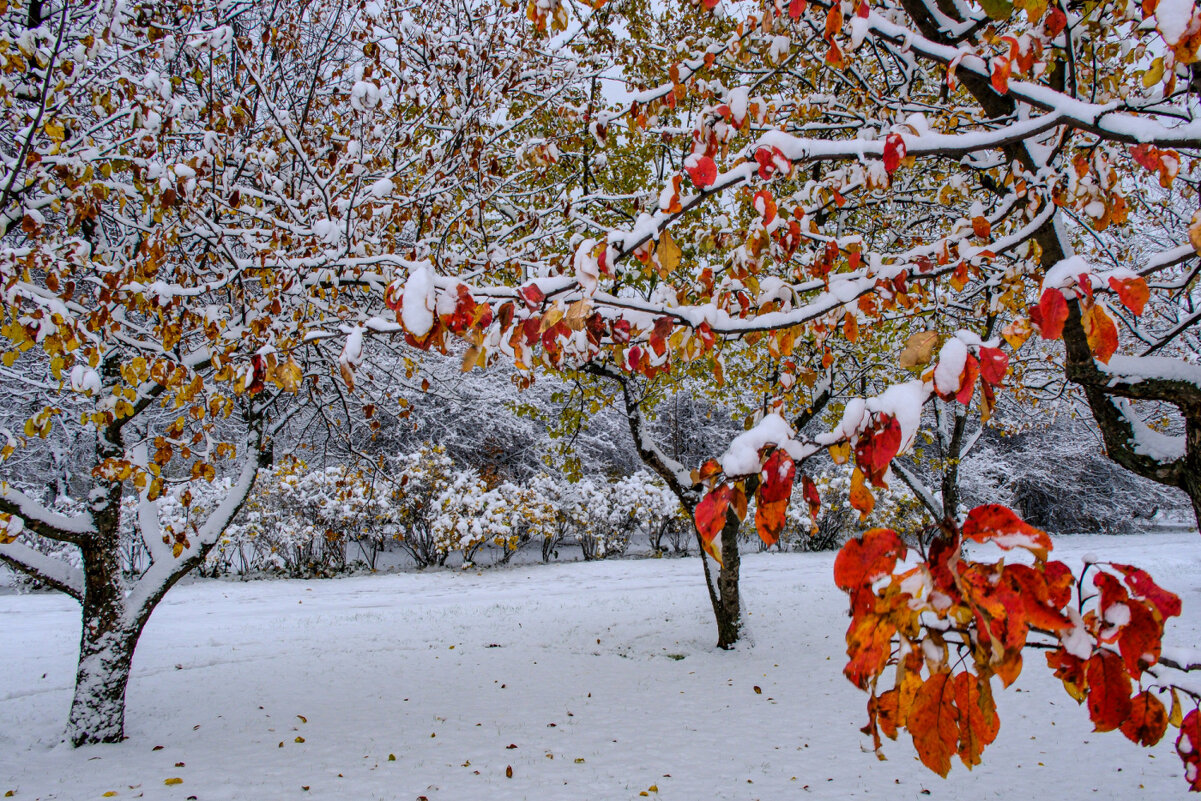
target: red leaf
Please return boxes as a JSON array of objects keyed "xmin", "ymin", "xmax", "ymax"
[
  {"xmin": 685, "ymin": 154, "xmax": 717, "ymax": 188},
  {"xmin": 882, "ymin": 133, "xmax": 906, "ymax": 175},
  {"xmin": 990, "ymin": 57, "xmax": 1011, "ymax": 94},
  {"xmin": 520, "ymin": 284, "xmax": 546, "ymax": 310},
  {"xmin": 955, "ymin": 353, "xmax": 979, "ymax": 405},
  {"xmin": 1043, "ymin": 560, "xmax": 1074, "ymax": 608},
  {"xmin": 961, "ymin": 504, "xmax": 1052, "ymax": 554},
  {"xmin": 910, "ymin": 672, "xmax": 960, "ymax": 777},
  {"xmin": 834, "ymin": 528, "xmax": 905, "ymax": 591},
  {"xmin": 1131, "ymin": 143, "xmax": 1160, "ymax": 172},
  {"xmin": 802, "ymin": 474, "xmax": 820, "ymax": 520},
  {"xmin": 854, "ymin": 414, "xmax": 902, "ymax": 483},
  {"xmin": 1045, "ymin": 5, "xmax": 1067, "ymax": 37},
  {"xmin": 789, "ymin": 0, "xmax": 806, "ymax": 18},
  {"xmin": 1121, "ymin": 691, "xmax": 1168, "ymax": 747},
  {"xmin": 758, "ymin": 448, "xmax": 796, "ymax": 503},
  {"xmin": 1178, "ymin": 710, "xmax": 1201, "ymax": 791},
  {"xmin": 978, "ymin": 347, "xmax": 1008, "ymax": 384},
  {"xmin": 1084, "ymin": 649, "xmax": 1132, "ymax": 732},
  {"xmin": 1108, "ymin": 562, "xmax": 1182, "ymax": 619},
  {"xmin": 755, "ymin": 449, "xmax": 796, "ymax": 546},
  {"xmin": 1107, "ymin": 275, "xmax": 1149, "ymax": 316},
  {"xmin": 1004, "ymin": 563, "xmax": 1071, "ymax": 632},
  {"xmin": 753, "ymin": 147, "xmax": 790, "ymax": 181},
  {"xmin": 1034, "ymin": 287, "xmax": 1068, "ymax": 339}
]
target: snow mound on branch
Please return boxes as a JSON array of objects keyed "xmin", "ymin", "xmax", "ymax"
[
  {"xmin": 865, "ymin": 380, "xmax": 928, "ymax": 454},
  {"xmin": 574, "ymin": 239, "xmax": 600, "ymax": 296},
  {"xmin": 933, "ymin": 338, "xmax": 967, "ymax": 396},
  {"xmin": 1156, "ymin": 0, "xmax": 1197, "ymax": 44},
  {"xmin": 719, "ymin": 413, "xmax": 794, "ymax": 477},
  {"xmin": 402, "ymin": 266, "xmax": 437, "ymax": 337},
  {"xmin": 1042, "ymin": 255, "xmax": 1090, "ymax": 294}
]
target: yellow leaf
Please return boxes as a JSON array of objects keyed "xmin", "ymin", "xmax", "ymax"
[
  {"xmin": 164, "ymin": 778, "xmax": 183, "ymax": 786},
  {"xmin": 656, "ymin": 230, "xmax": 682, "ymax": 274},
  {"xmin": 898, "ymin": 331, "xmax": 939, "ymax": 369},
  {"xmin": 564, "ymin": 299, "xmax": 591, "ymax": 331},
  {"xmin": 43, "ymin": 120, "xmax": 66, "ymax": 142},
  {"xmin": 829, "ymin": 442, "xmax": 851, "ymax": 465},
  {"xmin": 1190, "ymin": 211, "xmax": 1201, "ymax": 254},
  {"xmin": 103, "ymin": 792, "xmax": 118, "ymax": 797},
  {"xmin": 1143, "ymin": 57, "xmax": 1165, "ymax": 88}
]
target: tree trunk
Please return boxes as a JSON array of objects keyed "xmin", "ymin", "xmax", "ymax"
[
  {"xmin": 713, "ymin": 509, "xmax": 743, "ymax": 649},
  {"xmin": 68, "ymin": 525, "xmax": 137, "ymax": 745},
  {"xmin": 68, "ymin": 604, "xmax": 138, "ymax": 745}
]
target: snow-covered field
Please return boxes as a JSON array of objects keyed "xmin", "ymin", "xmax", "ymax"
[{"xmin": 2, "ymin": 531, "xmax": 1199, "ymax": 801}]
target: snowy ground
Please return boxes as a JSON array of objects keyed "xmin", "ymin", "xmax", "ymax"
[{"xmin": 2, "ymin": 531, "xmax": 1199, "ymax": 801}]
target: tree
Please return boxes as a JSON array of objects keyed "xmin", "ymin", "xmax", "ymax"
[{"xmin": 368, "ymin": 0, "xmax": 1201, "ymax": 788}]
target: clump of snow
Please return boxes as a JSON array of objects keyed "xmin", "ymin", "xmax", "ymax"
[
  {"xmin": 933, "ymin": 338, "xmax": 968, "ymax": 396},
  {"xmin": 866, "ymin": 380, "xmax": 929, "ymax": 454},
  {"xmin": 1156, "ymin": 0, "xmax": 1197, "ymax": 44},
  {"xmin": 574, "ymin": 239, "xmax": 600, "ymax": 296},
  {"xmin": 1042, "ymin": 255, "xmax": 1090, "ymax": 294},
  {"xmin": 719, "ymin": 413, "xmax": 794, "ymax": 476},
  {"xmin": 401, "ymin": 266, "xmax": 436, "ymax": 337}
]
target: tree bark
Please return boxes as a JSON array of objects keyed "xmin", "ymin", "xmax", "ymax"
[
  {"xmin": 68, "ymin": 492, "xmax": 137, "ymax": 745},
  {"xmin": 714, "ymin": 507, "xmax": 743, "ymax": 649}
]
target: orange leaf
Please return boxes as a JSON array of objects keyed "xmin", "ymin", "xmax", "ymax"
[
  {"xmin": 848, "ymin": 466, "xmax": 875, "ymax": 520},
  {"xmin": 1117, "ymin": 601, "xmax": 1162, "ymax": 677},
  {"xmin": 1107, "ymin": 276, "xmax": 1149, "ymax": 316},
  {"xmin": 1084, "ymin": 649, "xmax": 1132, "ymax": 732},
  {"xmin": 694, "ymin": 485, "xmax": 732, "ymax": 548},
  {"xmin": 971, "ymin": 216, "xmax": 991, "ymax": 239},
  {"xmin": 876, "ymin": 689, "xmax": 900, "ymax": 740},
  {"xmin": 1083, "ymin": 303, "xmax": 1118, "ymax": 363},
  {"xmin": 954, "ymin": 671, "xmax": 999, "ymax": 768},
  {"xmin": 961, "ymin": 504, "xmax": 1051, "ymax": 555},
  {"xmin": 824, "ymin": 2, "xmax": 843, "ymax": 39},
  {"xmin": 1046, "ymin": 647, "xmax": 1088, "ymax": 702},
  {"xmin": 909, "ymin": 672, "xmax": 960, "ymax": 777},
  {"xmin": 844, "ymin": 311, "xmax": 859, "ymax": 343},
  {"xmin": 833, "ymin": 527, "xmax": 905, "ymax": 591},
  {"xmin": 844, "ymin": 614, "xmax": 896, "ymax": 689},
  {"xmin": 1120, "ymin": 691, "xmax": 1168, "ymax": 747}
]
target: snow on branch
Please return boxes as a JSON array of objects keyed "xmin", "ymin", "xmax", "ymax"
[
  {"xmin": 0, "ymin": 485, "xmax": 95, "ymax": 543},
  {"xmin": 0, "ymin": 539, "xmax": 84, "ymax": 601}
]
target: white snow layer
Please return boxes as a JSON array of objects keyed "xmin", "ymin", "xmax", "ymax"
[
  {"xmin": 0, "ymin": 532, "xmax": 1198, "ymax": 799},
  {"xmin": 401, "ymin": 266, "xmax": 437, "ymax": 337}
]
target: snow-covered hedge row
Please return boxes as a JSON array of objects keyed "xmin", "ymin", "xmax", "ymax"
[{"xmin": 106, "ymin": 446, "xmax": 690, "ymax": 577}]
